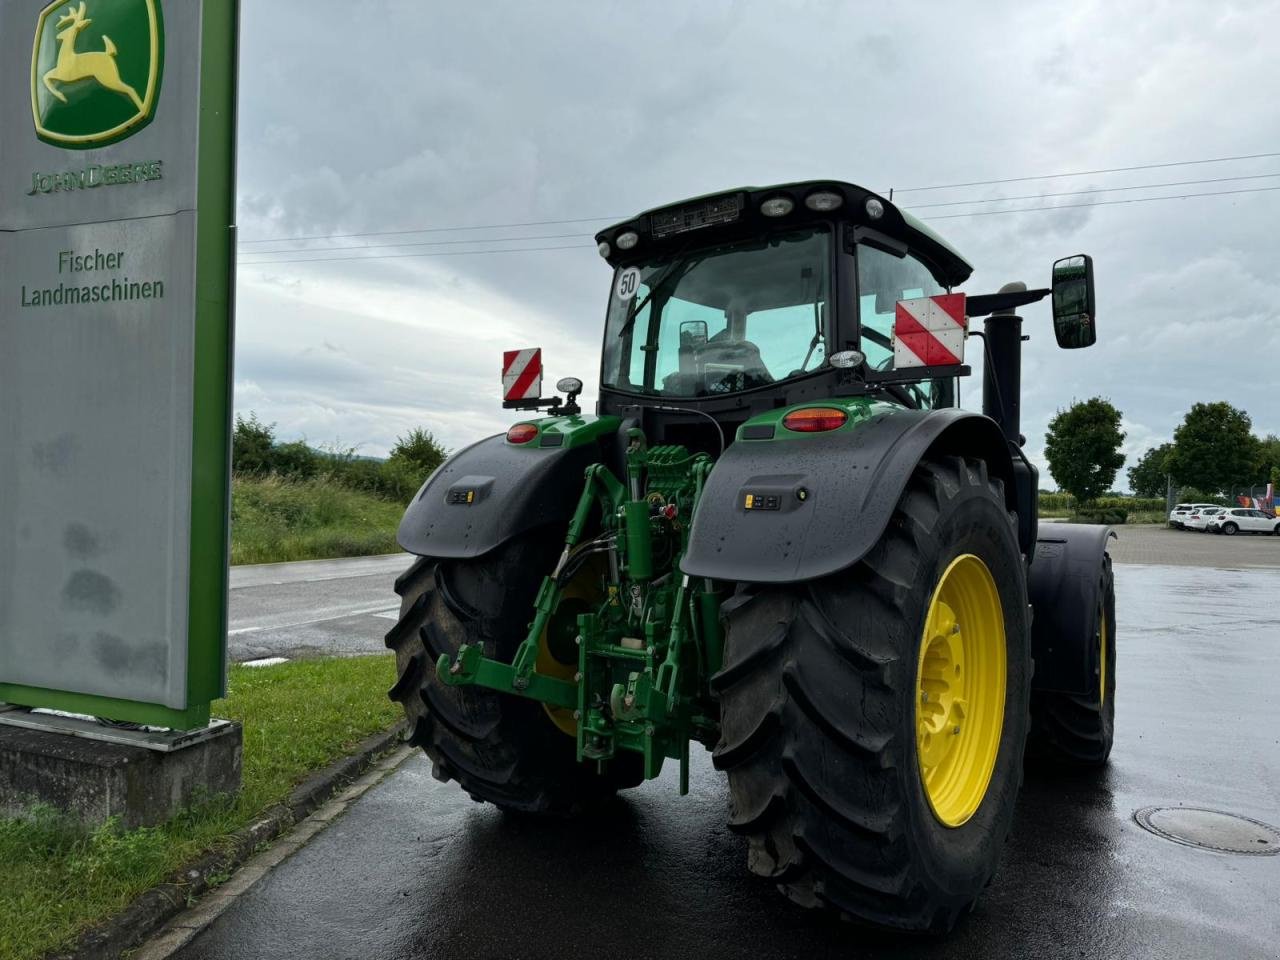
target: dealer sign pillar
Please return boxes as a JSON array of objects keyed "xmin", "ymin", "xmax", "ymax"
[{"xmin": 0, "ymin": 0, "xmax": 241, "ymax": 825}]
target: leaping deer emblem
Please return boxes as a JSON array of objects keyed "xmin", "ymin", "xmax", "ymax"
[{"xmin": 42, "ymin": 2, "xmax": 144, "ymax": 112}]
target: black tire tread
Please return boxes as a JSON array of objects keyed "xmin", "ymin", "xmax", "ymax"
[
  {"xmin": 715, "ymin": 455, "xmax": 1029, "ymax": 932},
  {"xmin": 1027, "ymin": 555, "xmax": 1116, "ymax": 767},
  {"xmin": 385, "ymin": 540, "xmax": 640, "ymax": 816}
]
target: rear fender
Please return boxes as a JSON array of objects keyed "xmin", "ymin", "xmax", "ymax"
[
  {"xmin": 681, "ymin": 406, "xmax": 1016, "ymax": 583},
  {"xmin": 397, "ymin": 416, "xmax": 620, "ymax": 559},
  {"xmin": 1028, "ymin": 523, "xmax": 1116, "ymax": 695}
]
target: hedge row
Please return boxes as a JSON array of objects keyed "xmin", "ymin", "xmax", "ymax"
[{"xmin": 1039, "ymin": 494, "xmax": 1164, "ymax": 513}]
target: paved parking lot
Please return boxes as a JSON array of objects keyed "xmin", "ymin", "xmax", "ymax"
[
  {"xmin": 169, "ymin": 561, "xmax": 1280, "ymax": 960},
  {"xmin": 1105, "ymin": 523, "xmax": 1279, "ymax": 568}
]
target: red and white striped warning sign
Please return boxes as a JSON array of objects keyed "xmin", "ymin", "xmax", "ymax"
[
  {"xmin": 893, "ymin": 294, "xmax": 968, "ymax": 368},
  {"xmin": 502, "ymin": 348, "xmax": 543, "ymax": 402}
]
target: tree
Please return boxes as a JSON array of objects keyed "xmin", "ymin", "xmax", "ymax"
[
  {"xmin": 1166, "ymin": 402, "xmax": 1262, "ymax": 497},
  {"xmin": 388, "ymin": 427, "xmax": 447, "ymax": 477},
  {"xmin": 1259, "ymin": 434, "xmax": 1280, "ymax": 488},
  {"xmin": 378, "ymin": 428, "xmax": 450, "ymax": 502},
  {"xmin": 1043, "ymin": 398, "xmax": 1126, "ymax": 507},
  {"xmin": 232, "ymin": 413, "xmax": 275, "ymax": 474},
  {"xmin": 1127, "ymin": 442, "xmax": 1173, "ymax": 499}
]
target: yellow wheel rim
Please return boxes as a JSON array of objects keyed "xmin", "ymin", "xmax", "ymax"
[
  {"xmin": 915, "ymin": 554, "xmax": 1006, "ymax": 827},
  {"xmin": 536, "ymin": 563, "xmax": 599, "ymax": 738},
  {"xmin": 1098, "ymin": 608, "xmax": 1108, "ymax": 706}
]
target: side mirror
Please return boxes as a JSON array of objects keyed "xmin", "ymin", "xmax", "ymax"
[
  {"xmin": 679, "ymin": 320, "xmax": 708, "ymax": 349},
  {"xmin": 1051, "ymin": 254, "xmax": 1096, "ymax": 349}
]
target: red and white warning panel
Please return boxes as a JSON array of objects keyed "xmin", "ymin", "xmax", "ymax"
[
  {"xmin": 893, "ymin": 294, "xmax": 968, "ymax": 368},
  {"xmin": 502, "ymin": 348, "xmax": 542, "ymax": 403}
]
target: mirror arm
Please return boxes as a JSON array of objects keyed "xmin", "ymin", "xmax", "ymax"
[{"xmin": 965, "ymin": 288, "xmax": 1050, "ymax": 318}]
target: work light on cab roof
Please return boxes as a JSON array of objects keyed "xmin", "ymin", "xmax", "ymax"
[{"xmin": 389, "ymin": 177, "xmax": 1113, "ymax": 936}]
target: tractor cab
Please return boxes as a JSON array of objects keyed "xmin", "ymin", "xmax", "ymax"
[
  {"xmin": 583, "ymin": 180, "xmax": 1094, "ymax": 455},
  {"xmin": 589, "ymin": 181, "xmax": 977, "ymax": 452}
]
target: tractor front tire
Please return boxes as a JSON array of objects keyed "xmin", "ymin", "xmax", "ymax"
[
  {"xmin": 1027, "ymin": 555, "xmax": 1116, "ymax": 766},
  {"xmin": 714, "ymin": 456, "xmax": 1030, "ymax": 932},
  {"xmin": 386, "ymin": 535, "xmax": 642, "ymax": 815}
]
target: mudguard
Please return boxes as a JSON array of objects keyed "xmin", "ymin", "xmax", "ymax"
[
  {"xmin": 396, "ymin": 416, "xmax": 621, "ymax": 559},
  {"xmin": 1027, "ymin": 523, "xmax": 1116, "ymax": 695},
  {"xmin": 681, "ymin": 407, "xmax": 1015, "ymax": 583}
]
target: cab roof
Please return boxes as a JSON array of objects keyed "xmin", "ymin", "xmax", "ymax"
[{"xmin": 595, "ymin": 179, "xmax": 974, "ymax": 287}]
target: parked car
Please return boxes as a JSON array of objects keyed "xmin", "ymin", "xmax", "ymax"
[
  {"xmin": 1185, "ymin": 507, "xmax": 1228, "ymax": 531},
  {"xmin": 1169, "ymin": 502, "xmax": 1220, "ymax": 529},
  {"xmin": 1207, "ymin": 508, "xmax": 1280, "ymax": 536}
]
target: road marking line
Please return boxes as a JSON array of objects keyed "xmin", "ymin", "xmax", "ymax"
[
  {"xmin": 228, "ymin": 604, "xmax": 400, "ymax": 636},
  {"xmin": 241, "ymin": 657, "xmax": 289, "ymax": 668}
]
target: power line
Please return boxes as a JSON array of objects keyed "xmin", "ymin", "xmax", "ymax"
[
  {"xmin": 925, "ymin": 184, "xmax": 1280, "ymax": 220},
  {"xmin": 237, "ymin": 183, "xmax": 1280, "ymax": 267},
  {"xmin": 910, "ymin": 172, "xmax": 1280, "ymax": 209},
  {"xmin": 236, "ymin": 150, "xmax": 1280, "ymax": 248},
  {"xmin": 238, "ymin": 215, "xmax": 621, "ymax": 246},
  {"xmin": 239, "ymin": 241, "xmax": 590, "ymax": 266},
  {"xmin": 890, "ymin": 151, "xmax": 1280, "ymax": 194},
  {"xmin": 242, "ymin": 173, "xmax": 1280, "ymax": 258},
  {"xmin": 238, "ymin": 230, "xmax": 588, "ymax": 258}
]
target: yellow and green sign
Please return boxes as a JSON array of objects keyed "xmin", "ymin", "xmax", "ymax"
[
  {"xmin": 30, "ymin": 0, "xmax": 163, "ymax": 149},
  {"xmin": 2, "ymin": 0, "xmax": 238, "ymax": 730}
]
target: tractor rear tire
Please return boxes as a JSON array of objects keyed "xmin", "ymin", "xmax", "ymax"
[
  {"xmin": 386, "ymin": 535, "xmax": 643, "ymax": 815},
  {"xmin": 714, "ymin": 456, "xmax": 1030, "ymax": 932},
  {"xmin": 1027, "ymin": 555, "xmax": 1116, "ymax": 766}
]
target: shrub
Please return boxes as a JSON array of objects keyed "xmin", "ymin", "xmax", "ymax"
[
  {"xmin": 388, "ymin": 428, "xmax": 447, "ymax": 477},
  {"xmin": 271, "ymin": 440, "xmax": 319, "ymax": 480},
  {"xmin": 1074, "ymin": 508, "xmax": 1129, "ymax": 525},
  {"xmin": 232, "ymin": 414, "xmax": 276, "ymax": 475},
  {"xmin": 1039, "ymin": 494, "xmax": 1164, "ymax": 514},
  {"xmin": 377, "ymin": 458, "xmax": 427, "ymax": 503}
]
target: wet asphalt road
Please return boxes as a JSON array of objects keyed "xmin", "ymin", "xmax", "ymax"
[
  {"xmin": 178, "ymin": 563, "xmax": 1280, "ymax": 960},
  {"xmin": 227, "ymin": 555, "xmax": 411, "ymax": 662},
  {"xmin": 225, "ymin": 523, "xmax": 1279, "ymax": 664}
]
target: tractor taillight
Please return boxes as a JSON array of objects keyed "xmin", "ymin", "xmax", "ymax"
[
  {"xmin": 506, "ymin": 423, "xmax": 538, "ymax": 444},
  {"xmin": 782, "ymin": 407, "xmax": 848, "ymax": 433}
]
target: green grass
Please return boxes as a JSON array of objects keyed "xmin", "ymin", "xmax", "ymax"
[
  {"xmin": 0, "ymin": 656, "xmax": 400, "ymax": 960},
  {"xmin": 231, "ymin": 474, "xmax": 404, "ymax": 565}
]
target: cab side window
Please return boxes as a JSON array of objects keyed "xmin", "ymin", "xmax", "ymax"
[{"xmin": 856, "ymin": 242, "xmax": 952, "ymax": 408}]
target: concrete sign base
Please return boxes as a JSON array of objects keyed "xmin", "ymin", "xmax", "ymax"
[{"xmin": 0, "ymin": 710, "xmax": 241, "ymax": 828}]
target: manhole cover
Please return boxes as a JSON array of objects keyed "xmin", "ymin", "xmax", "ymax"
[{"xmin": 1134, "ymin": 806, "xmax": 1280, "ymax": 855}]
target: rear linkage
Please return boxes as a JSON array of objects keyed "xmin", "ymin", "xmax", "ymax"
[{"xmin": 436, "ymin": 428, "xmax": 720, "ymax": 792}]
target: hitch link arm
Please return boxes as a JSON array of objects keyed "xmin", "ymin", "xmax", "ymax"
[
  {"xmin": 437, "ymin": 463, "xmax": 624, "ymax": 695},
  {"xmin": 507, "ymin": 464, "xmax": 608, "ymax": 685},
  {"xmin": 655, "ymin": 574, "xmax": 690, "ymax": 712}
]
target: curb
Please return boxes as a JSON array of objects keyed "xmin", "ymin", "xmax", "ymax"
[{"xmin": 47, "ymin": 721, "xmax": 407, "ymax": 960}]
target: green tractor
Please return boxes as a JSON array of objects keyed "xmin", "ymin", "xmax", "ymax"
[{"xmin": 385, "ymin": 180, "xmax": 1115, "ymax": 931}]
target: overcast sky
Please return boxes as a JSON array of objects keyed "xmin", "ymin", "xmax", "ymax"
[{"xmin": 232, "ymin": 0, "xmax": 1280, "ymax": 489}]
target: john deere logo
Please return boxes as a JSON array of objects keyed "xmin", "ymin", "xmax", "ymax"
[{"xmin": 30, "ymin": 0, "xmax": 164, "ymax": 149}]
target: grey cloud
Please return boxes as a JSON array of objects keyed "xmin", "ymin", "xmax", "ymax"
[{"xmin": 231, "ymin": 0, "xmax": 1280, "ymax": 481}]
